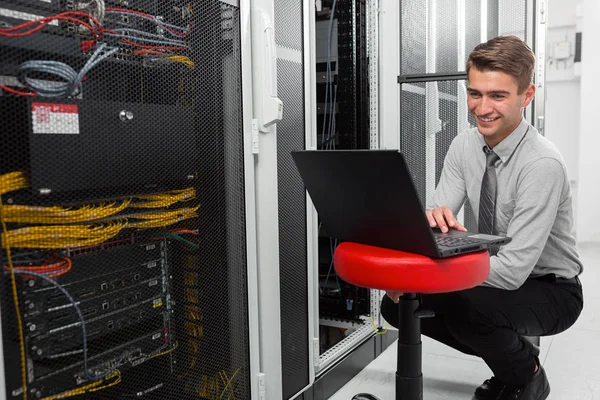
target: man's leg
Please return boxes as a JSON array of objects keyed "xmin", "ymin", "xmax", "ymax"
[
  {"xmin": 420, "ymin": 278, "xmax": 582, "ymax": 387},
  {"xmin": 380, "ymin": 294, "xmax": 479, "ymax": 357}
]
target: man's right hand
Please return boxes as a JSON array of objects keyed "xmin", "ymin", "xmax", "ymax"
[{"xmin": 425, "ymin": 206, "xmax": 467, "ymax": 233}]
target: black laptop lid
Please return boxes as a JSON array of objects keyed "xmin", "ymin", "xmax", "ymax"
[{"xmin": 291, "ymin": 150, "xmax": 441, "ymax": 257}]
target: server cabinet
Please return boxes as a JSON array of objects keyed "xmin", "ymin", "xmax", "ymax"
[{"xmin": 0, "ymin": 1, "xmax": 265, "ymax": 399}]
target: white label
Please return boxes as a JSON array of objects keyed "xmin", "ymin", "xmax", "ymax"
[
  {"xmin": 152, "ymin": 332, "xmax": 161, "ymax": 340},
  {"xmin": 0, "ymin": 8, "xmax": 57, "ymax": 25},
  {"xmin": 31, "ymin": 103, "xmax": 79, "ymax": 134}
]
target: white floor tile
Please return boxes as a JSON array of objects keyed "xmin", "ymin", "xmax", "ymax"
[
  {"xmin": 543, "ymin": 328, "xmax": 600, "ymax": 399},
  {"xmin": 328, "ymin": 341, "xmax": 493, "ymax": 400}
]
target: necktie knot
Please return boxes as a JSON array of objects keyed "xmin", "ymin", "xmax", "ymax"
[{"xmin": 483, "ymin": 146, "xmax": 500, "ymax": 168}]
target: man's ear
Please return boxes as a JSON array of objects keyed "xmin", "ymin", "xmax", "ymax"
[{"xmin": 522, "ymin": 83, "xmax": 536, "ymax": 107}]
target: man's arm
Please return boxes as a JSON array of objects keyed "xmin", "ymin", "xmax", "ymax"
[
  {"xmin": 482, "ymin": 157, "xmax": 566, "ymax": 290},
  {"xmin": 427, "ymin": 137, "xmax": 468, "ymax": 215}
]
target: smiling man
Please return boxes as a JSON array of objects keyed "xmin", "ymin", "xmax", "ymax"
[{"xmin": 381, "ymin": 36, "xmax": 584, "ymax": 400}]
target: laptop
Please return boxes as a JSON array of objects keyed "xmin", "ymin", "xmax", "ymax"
[{"xmin": 291, "ymin": 149, "xmax": 511, "ymax": 258}]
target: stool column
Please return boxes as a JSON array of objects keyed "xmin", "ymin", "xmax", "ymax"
[{"xmin": 396, "ymin": 293, "xmax": 422, "ymax": 400}]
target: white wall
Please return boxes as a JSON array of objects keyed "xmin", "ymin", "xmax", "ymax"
[
  {"xmin": 576, "ymin": 0, "xmax": 600, "ymax": 243},
  {"xmin": 545, "ymin": 0, "xmax": 582, "ymax": 235}
]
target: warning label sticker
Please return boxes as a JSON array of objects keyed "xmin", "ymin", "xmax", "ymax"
[{"xmin": 31, "ymin": 103, "xmax": 80, "ymax": 134}]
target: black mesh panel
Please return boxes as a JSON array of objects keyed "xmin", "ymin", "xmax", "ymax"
[
  {"xmin": 276, "ymin": 58, "xmax": 310, "ymax": 399},
  {"xmin": 0, "ymin": 1, "xmax": 250, "ymax": 399},
  {"xmin": 400, "ymin": 80, "xmax": 477, "ymax": 230}
]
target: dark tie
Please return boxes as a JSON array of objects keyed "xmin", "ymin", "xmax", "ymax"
[{"xmin": 478, "ymin": 146, "xmax": 500, "ymax": 234}]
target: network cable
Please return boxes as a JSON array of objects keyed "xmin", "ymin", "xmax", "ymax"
[
  {"xmin": 3, "ymin": 269, "xmax": 128, "ymax": 382},
  {"xmin": 2, "ymin": 199, "xmax": 132, "ymax": 224},
  {"xmin": 0, "ymin": 171, "xmax": 28, "ymax": 195},
  {"xmin": 17, "ymin": 43, "xmax": 118, "ymax": 98}
]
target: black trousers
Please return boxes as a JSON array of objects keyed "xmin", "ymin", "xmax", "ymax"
[{"xmin": 380, "ymin": 275, "xmax": 584, "ymax": 387}]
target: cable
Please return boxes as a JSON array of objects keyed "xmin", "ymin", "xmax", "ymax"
[
  {"xmin": 104, "ymin": 9, "xmax": 190, "ymax": 34},
  {"xmin": 2, "ymin": 199, "xmax": 132, "ymax": 224},
  {"xmin": 3, "ymin": 256, "xmax": 72, "ymax": 279},
  {"xmin": 1, "ymin": 220, "xmax": 127, "ymax": 249},
  {"xmin": 320, "ymin": 0, "xmax": 337, "ymax": 149},
  {"xmin": 0, "ymin": 11, "xmax": 102, "ymax": 40},
  {"xmin": 132, "ymin": 187, "xmax": 195, "ymax": 209},
  {"xmin": 41, "ymin": 370, "xmax": 121, "ymax": 400},
  {"xmin": 219, "ymin": 368, "xmax": 240, "ymax": 400},
  {"xmin": 104, "ymin": 32, "xmax": 187, "ymax": 48},
  {"xmin": 77, "ymin": 0, "xmax": 105, "ymax": 25},
  {"xmin": 149, "ymin": 341, "xmax": 179, "ymax": 359},
  {"xmin": 0, "ymin": 195, "xmax": 27, "ymax": 400},
  {"xmin": 0, "ymin": 171, "xmax": 28, "ymax": 195},
  {"xmin": 18, "ymin": 43, "xmax": 118, "ymax": 98},
  {"xmin": 0, "ymin": 84, "xmax": 36, "ymax": 96},
  {"xmin": 148, "ymin": 231, "xmax": 198, "ymax": 249},
  {"xmin": 3, "ymin": 269, "xmax": 94, "ymax": 380}
]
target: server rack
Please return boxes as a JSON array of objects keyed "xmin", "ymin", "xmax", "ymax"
[{"xmin": 0, "ymin": 1, "xmax": 262, "ymax": 399}]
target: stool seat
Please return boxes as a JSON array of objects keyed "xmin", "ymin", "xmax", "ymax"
[{"xmin": 334, "ymin": 242, "xmax": 491, "ymax": 294}]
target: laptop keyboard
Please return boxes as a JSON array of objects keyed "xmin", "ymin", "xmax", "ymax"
[{"xmin": 435, "ymin": 235, "xmax": 479, "ymax": 247}]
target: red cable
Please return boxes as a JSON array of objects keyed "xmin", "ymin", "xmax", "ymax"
[
  {"xmin": 0, "ymin": 13, "xmax": 101, "ymax": 40},
  {"xmin": 0, "ymin": 84, "xmax": 37, "ymax": 96}
]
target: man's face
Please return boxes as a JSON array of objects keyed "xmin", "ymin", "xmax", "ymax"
[{"xmin": 467, "ymin": 67, "xmax": 535, "ymax": 148}]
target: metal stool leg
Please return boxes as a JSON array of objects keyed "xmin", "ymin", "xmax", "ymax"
[{"xmin": 396, "ymin": 294, "xmax": 423, "ymax": 400}]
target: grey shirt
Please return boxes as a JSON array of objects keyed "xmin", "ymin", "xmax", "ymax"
[{"xmin": 428, "ymin": 118, "xmax": 583, "ymax": 290}]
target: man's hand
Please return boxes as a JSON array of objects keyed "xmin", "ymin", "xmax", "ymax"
[
  {"xmin": 386, "ymin": 291, "xmax": 403, "ymax": 303},
  {"xmin": 425, "ymin": 206, "xmax": 467, "ymax": 233}
]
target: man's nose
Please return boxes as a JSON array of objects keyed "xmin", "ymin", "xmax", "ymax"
[{"xmin": 476, "ymin": 97, "xmax": 493, "ymax": 115}]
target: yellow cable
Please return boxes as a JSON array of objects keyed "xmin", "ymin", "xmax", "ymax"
[
  {"xmin": 0, "ymin": 171, "xmax": 28, "ymax": 195},
  {"xmin": 1, "ymin": 220, "xmax": 127, "ymax": 249},
  {"xmin": 370, "ymin": 316, "xmax": 388, "ymax": 335},
  {"xmin": 219, "ymin": 368, "xmax": 240, "ymax": 400},
  {"xmin": 150, "ymin": 341, "xmax": 179, "ymax": 359},
  {"xmin": 41, "ymin": 369, "xmax": 121, "ymax": 400},
  {"xmin": 2, "ymin": 199, "xmax": 132, "ymax": 224},
  {"xmin": 0, "ymin": 195, "xmax": 27, "ymax": 400},
  {"xmin": 132, "ymin": 188, "xmax": 196, "ymax": 209},
  {"xmin": 166, "ymin": 55, "xmax": 195, "ymax": 69}
]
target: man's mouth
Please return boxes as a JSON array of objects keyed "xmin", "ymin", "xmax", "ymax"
[{"xmin": 478, "ymin": 116, "xmax": 499, "ymax": 123}]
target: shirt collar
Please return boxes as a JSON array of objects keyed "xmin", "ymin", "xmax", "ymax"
[{"xmin": 479, "ymin": 118, "xmax": 530, "ymax": 164}]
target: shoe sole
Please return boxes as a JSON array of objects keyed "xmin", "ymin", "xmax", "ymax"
[{"xmin": 537, "ymin": 385, "xmax": 550, "ymax": 400}]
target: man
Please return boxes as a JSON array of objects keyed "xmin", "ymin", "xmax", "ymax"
[{"xmin": 381, "ymin": 36, "xmax": 583, "ymax": 400}]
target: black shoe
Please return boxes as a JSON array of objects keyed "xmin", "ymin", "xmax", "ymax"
[
  {"xmin": 497, "ymin": 364, "xmax": 550, "ymax": 400},
  {"xmin": 474, "ymin": 344, "xmax": 541, "ymax": 400}
]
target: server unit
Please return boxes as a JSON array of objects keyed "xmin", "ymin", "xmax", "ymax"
[{"xmin": 0, "ymin": 1, "xmax": 253, "ymax": 399}]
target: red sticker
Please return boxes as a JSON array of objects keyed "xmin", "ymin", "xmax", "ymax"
[{"xmin": 31, "ymin": 103, "xmax": 80, "ymax": 134}]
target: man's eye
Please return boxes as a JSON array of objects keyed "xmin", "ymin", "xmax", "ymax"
[
  {"xmin": 492, "ymin": 95, "xmax": 505, "ymax": 100},
  {"xmin": 469, "ymin": 92, "xmax": 481, "ymax": 98}
]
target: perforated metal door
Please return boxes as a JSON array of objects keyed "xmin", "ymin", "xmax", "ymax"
[
  {"xmin": 274, "ymin": 1, "xmax": 310, "ymax": 399},
  {"xmin": 0, "ymin": 1, "xmax": 251, "ymax": 399}
]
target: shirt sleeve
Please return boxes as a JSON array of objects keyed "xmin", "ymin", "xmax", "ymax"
[
  {"xmin": 481, "ymin": 157, "xmax": 566, "ymax": 290},
  {"xmin": 427, "ymin": 136, "xmax": 468, "ymax": 215}
]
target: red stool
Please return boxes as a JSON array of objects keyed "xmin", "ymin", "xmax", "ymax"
[{"xmin": 334, "ymin": 242, "xmax": 490, "ymax": 400}]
